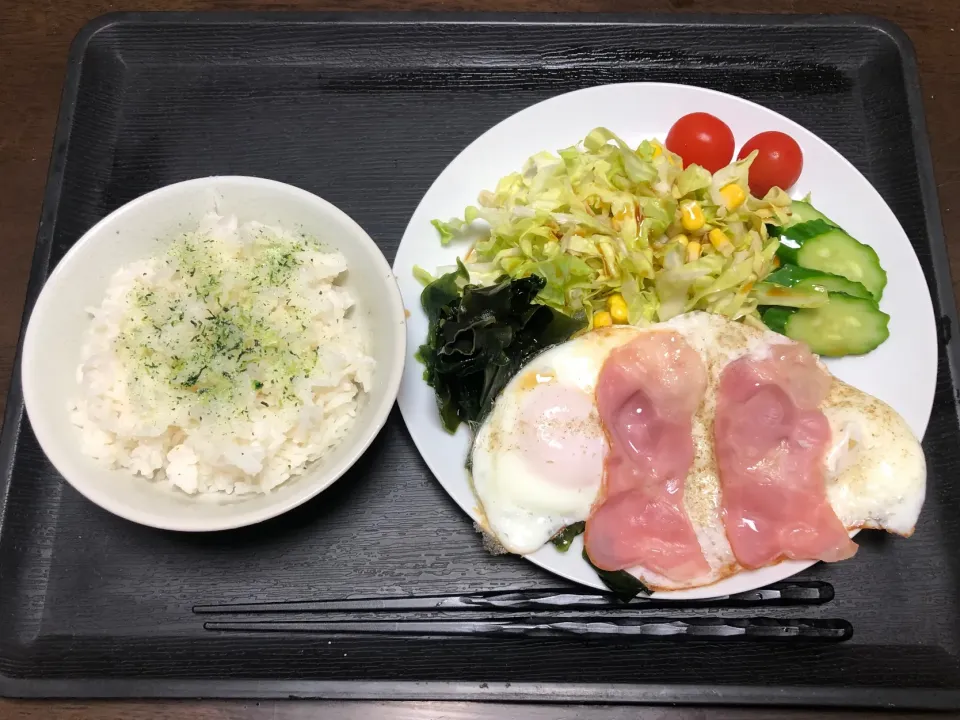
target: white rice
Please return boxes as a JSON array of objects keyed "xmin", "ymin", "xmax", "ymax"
[{"xmin": 71, "ymin": 213, "xmax": 374, "ymax": 495}]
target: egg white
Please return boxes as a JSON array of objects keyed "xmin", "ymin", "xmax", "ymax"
[
  {"xmin": 470, "ymin": 326, "xmax": 644, "ymax": 554},
  {"xmin": 823, "ymin": 380, "xmax": 926, "ymax": 536}
]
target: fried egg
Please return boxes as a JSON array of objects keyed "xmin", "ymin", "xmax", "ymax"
[
  {"xmin": 470, "ymin": 311, "xmax": 926, "ymax": 590},
  {"xmin": 470, "ymin": 326, "xmax": 645, "ymax": 554}
]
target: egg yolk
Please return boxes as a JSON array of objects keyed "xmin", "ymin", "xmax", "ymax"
[{"xmin": 515, "ymin": 382, "xmax": 606, "ymax": 491}]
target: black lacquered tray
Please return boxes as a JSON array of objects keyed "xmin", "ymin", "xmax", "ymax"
[{"xmin": 1, "ymin": 12, "xmax": 958, "ymax": 709}]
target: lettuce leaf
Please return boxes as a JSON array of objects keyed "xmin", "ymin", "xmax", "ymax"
[
  {"xmin": 673, "ymin": 163, "xmax": 712, "ymax": 198},
  {"xmin": 431, "ymin": 218, "xmax": 465, "ymax": 246},
  {"xmin": 427, "ymin": 128, "xmax": 799, "ymax": 330}
]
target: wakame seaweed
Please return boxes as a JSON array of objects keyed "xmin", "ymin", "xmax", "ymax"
[
  {"xmin": 418, "ymin": 260, "xmax": 587, "ymax": 434},
  {"xmin": 550, "ymin": 521, "xmax": 586, "ymax": 552},
  {"xmin": 582, "ymin": 547, "xmax": 651, "ymax": 601}
]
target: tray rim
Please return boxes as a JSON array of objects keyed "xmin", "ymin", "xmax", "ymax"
[
  {"xmin": 4, "ymin": 678, "xmax": 960, "ymax": 709},
  {"xmin": 1, "ymin": 10, "xmax": 957, "ymax": 708}
]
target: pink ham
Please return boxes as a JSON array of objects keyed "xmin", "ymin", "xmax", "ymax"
[
  {"xmin": 584, "ymin": 330, "xmax": 710, "ymax": 582},
  {"xmin": 714, "ymin": 343, "xmax": 857, "ymax": 568}
]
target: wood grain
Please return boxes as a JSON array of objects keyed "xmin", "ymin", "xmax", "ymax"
[{"xmin": 0, "ymin": 0, "xmax": 957, "ymax": 718}]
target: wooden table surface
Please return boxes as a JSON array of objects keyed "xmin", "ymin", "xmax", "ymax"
[{"xmin": 1, "ymin": 0, "xmax": 958, "ymax": 718}]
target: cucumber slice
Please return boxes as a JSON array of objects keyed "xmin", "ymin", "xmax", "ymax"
[
  {"xmin": 751, "ymin": 281, "xmax": 828, "ymax": 308},
  {"xmin": 782, "ymin": 200, "xmax": 841, "ymax": 230},
  {"xmin": 765, "ymin": 265, "xmax": 872, "ymax": 300},
  {"xmin": 776, "ymin": 228, "xmax": 887, "ymax": 300},
  {"xmin": 762, "ymin": 294, "xmax": 890, "ymax": 357},
  {"xmin": 761, "ymin": 306, "xmax": 795, "ymax": 335}
]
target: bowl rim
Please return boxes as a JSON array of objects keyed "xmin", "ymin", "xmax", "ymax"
[{"xmin": 21, "ymin": 175, "xmax": 406, "ymax": 532}]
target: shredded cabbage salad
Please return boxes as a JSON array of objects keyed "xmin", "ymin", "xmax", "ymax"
[{"xmin": 415, "ymin": 127, "xmax": 796, "ymax": 328}]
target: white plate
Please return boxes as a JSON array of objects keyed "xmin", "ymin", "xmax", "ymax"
[{"xmin": 393, "ymin": 83, "xmax": 937, "ymax": 599}]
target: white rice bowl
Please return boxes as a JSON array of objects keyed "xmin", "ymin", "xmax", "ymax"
[
  {"xmin": 21, "ymin": 177, "xmax": 405, "ymax": 531},
  {"xmin": 72, "ymin": 213, "xmax": 375, "ymax": 496}
]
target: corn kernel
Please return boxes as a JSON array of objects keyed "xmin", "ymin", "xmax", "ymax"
[
  {"xmin": 608, "ymin": 294, "xmax": 629, "ymax": 324},
  {"xmin": 652, "ymin": 144, "xmax": 663, "ymax": 159},
  {"xmin": 686, "ymin": 241, "xmax": 702, "ymax": 263},
  {"xmin": 593, "ymin": 311, "xmax": 613, "ymax": 328},
  {"xmin": 708, "ymin": 228, "xmax": 734, "ymax": 256},
  {"xmin": 719, "ymin": 183, "xmax": 746, "ymax": 210},
  {"xmin": 680, "ymin": 201, "xmax": 705, "ymax": 232},
  {"xmin": 671, "ymin": 233, "xmax": 689, "ymax": 247}
]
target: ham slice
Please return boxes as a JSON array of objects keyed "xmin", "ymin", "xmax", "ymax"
[
  {"xmin": 584, "ymin": 330, "xmax": 711, "ymax": 582},
  {"xmin": 714, "ymin": 343, "xmax": 857, "ymax": 568}
]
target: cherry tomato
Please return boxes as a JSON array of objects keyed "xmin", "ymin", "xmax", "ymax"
[
  {"xmin": 665, "ymin": 113, "xmax": 735, "ymax": 173},
  {"xmin": 738, "ymin": 131, "xmax": 803, "ymax": 197}
]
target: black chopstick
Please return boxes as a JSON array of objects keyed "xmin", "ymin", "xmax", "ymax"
[
  {"xmin": 194, "ymin": 581, "xmax": 833, "ymax": 614},
  {"xmin": 202, "ymin": 616, "xmax": 852, "ymax": 640}
]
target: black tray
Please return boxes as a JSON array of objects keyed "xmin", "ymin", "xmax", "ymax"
[{"xmin": 1, "ymin": 12, "xmax": 958, "ymax": 709}]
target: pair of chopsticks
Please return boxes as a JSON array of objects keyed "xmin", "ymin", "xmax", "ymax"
[{"xmin": 194, "ymin": 582, "xmax": 851, "ymax": 641}]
